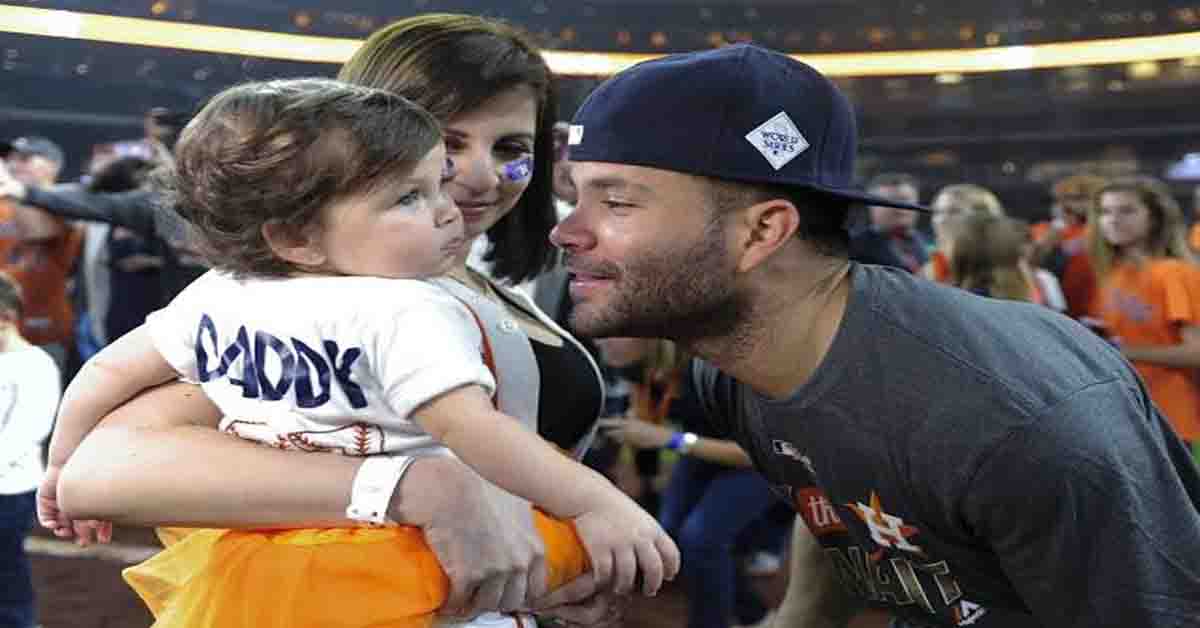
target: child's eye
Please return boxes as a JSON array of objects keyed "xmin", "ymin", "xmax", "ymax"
[{"xmin": 396, "ymin": 189, "xmax": 420, "ymax": 206}]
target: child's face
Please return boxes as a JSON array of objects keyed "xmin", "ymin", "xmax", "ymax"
[
  {"xmin": 1098, "ymin": 190, "xmax": 1153, "ymax": 251},
  {"xmin": 314, "ymin": 143, "xmax": 464, "ymax": 279}
]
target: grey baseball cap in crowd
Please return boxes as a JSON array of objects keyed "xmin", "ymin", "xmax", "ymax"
[
  {"xmin": 568, "ymin": 43, "xmax": 928, "ymax": 212},
  {"xmin": 1, "ymin": 136, "xmax": 65, "ymax": 165}
]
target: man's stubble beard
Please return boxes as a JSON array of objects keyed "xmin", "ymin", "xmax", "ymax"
[{"xmin": 569, "ymin": 219, "xmax": 749, "ymax": 345}]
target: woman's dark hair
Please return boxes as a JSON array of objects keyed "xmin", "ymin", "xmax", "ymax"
[
  {"xmin": 159, "ymin": 77, "xmax": 441, "ymax": 277},
  {"xmin": 338, "ymin": 13, "xmax": 559, "ymax": 283},
  {"xmin": 89, "ymin": 156, "xmax": 155, "ymax": 193}
]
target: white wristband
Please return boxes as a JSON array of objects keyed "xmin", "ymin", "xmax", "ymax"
[{"xmin": 346, "ymin": 455, "xmax": 418, "ymax": 526}]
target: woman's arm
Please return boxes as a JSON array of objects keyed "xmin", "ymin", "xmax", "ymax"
[
  {"xmin": 57, "ymin": 380, "xmax": 562, "ymax": 619},
  {"xmin": 1121, "ymin": 325, "xmax": 1200, "ymax": 369},
  {"xmin": 57, "ymin": 381, "xmax": 359, "ymax": 528}
]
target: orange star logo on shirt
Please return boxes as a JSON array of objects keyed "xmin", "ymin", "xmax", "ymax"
[{"xmin": 847, "ymin": 491, "xmax": 924, "ymax": 561}]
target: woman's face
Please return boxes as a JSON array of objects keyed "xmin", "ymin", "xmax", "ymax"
[
  {"xmin": 1098, "ymin": 190, "xmax": 1154, "ymax": 250},
  {"xmin": 931, "ymin": 193, "xmax": 966, "ymax": 242},
  {"xmin": 444, "ymin": 84, "xmax": 539, "ymax": 242}
]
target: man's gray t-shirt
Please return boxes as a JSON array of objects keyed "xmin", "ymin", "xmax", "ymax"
[{"xmin": 694, "ymin": 264, "xmax": 1200, "ymax": 627}]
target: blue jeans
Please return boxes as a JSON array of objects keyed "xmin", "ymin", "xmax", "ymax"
[
  {"xmin": 659, "ymin": 457, "xmax": 783, "ymax": 628},
  {"xmin": 0, "ymin": 491, "xmax": 36, "ymax": 628}
]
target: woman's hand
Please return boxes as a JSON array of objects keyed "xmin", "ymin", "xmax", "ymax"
[
  {"xmin": 534, "ymin": 585, "xmax": 628, "ymax": 628},
  {"xmin": 596, "ymin": 417, "xmax": 673, "ymax": 450},
  {"xmin": 395, "ymin": 456, "xmax": 550, "ymax": 618}
]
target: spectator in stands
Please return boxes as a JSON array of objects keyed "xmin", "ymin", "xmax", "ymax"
[
  {"xmin": 1089, "ymin": 175, "xmax": 1200, "ymax": 447},
  {"xmin": 923, "ymin": 183, "xmax": 1005, "ymax": 284},
  {"xmin": 1030, "ymin": 174, "xmax": 1108, "ymax": 318},
  {"xmin": 945, "ymin": 213, "xmax": 1035, "ymax": 302},
  {"xmin": 597, "ymin": 338, "xmax": 783, "ymax": 628},
  {"xmin": 88, "ymin": 156, "xmax": 163, "ymax": 341},
  {"xmin": 935, "ymin": 189, "xmax": 1066, "ymax": 310},
  {"xmin": 0, "ymin": 271, "xmax": 62, "ymax": 628},
  {"xmin": 0, "ymin": 148, "xmax": 206, "ymax": 312},
  {"xmin": 0, "ymin": 136, "xmax": 83, "ymax": 375},
  {"xmin": 848, "ymin": 173, "xmax": 928, "ymax": 273}
]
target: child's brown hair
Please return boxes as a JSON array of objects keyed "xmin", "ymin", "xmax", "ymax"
[{"xmin": 160, "ymin": 77, "xmax": 442, "ymax": 277}]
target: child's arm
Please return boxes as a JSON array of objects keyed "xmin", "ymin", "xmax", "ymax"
[
  {"xmin": 415, "ymin": 384, "xmax": 681, "ymax": 596},
  {"xmin": 39, "ymin": 326, "xmax": 177, "ymax": 537},
  {"xmin": 47, "ymin": 326, "xmax": 177, "ymax": 470}
]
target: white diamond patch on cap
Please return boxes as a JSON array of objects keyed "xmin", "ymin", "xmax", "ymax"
[
  {"xmin": 745, "ymin": 112, "xmax": 809, "ymax": 171},
  {"xmin": 568, "ymin": 124, "xmax": 585, "ymax": 145}
]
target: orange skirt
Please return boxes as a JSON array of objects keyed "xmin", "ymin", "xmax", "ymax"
[{"xmin": 123, "ymin": 509, "xmax": 588, "ymax": 628}]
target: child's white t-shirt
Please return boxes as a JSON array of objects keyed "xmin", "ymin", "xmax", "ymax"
[
  {"xmin": 145, "ymin": 271, "xmax": 497, "ymax": 456},
  {"xmin": 0, "ymin": 346, "xmax": 61, "ymax": 494}
]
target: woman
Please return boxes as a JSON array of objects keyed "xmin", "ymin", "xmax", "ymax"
[
  {"xmin": 1089, "ymin": 175, "xmax": 1200, "ymax": 447},
  {"xmin": 923, "ymin": 183, "xmax": 1005, "ymax": 284},
  {"xmin": 944, "ymin": 213, "xmax": 1035, "ymax": 302},
  {"xmin": 930, "ymin": 184, "xmax": 1065, "ymax": 310},
  {"xmin": 56, "ymin": 14, "xmax": 612, "ymax": 628}
]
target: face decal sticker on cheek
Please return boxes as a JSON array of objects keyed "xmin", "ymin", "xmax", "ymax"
[{"xmin": 501, "ymin": 155, "xmax": 533, "ymax": 183}]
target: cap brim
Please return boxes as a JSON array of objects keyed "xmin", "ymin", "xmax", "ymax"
[{"xmin": 804, "ymin": 183, "xmax": 931, "ymax": 212}]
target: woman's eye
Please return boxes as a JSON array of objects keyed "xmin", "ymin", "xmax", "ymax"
[{"xmin": 497, "ymin": 142, "xmax": 532, "ymax": 157}]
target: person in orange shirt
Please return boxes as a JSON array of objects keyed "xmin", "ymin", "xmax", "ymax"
[
  {"xmin": 1090, "ymin": 175, "xmax": 1200, "ymax": 445},
  {"xmin": 1029, "ymin": 174, "xmax": 1107, "ymax": 318},
  {"xmin": 0, "ymin": 136, "xmax": 82, "ymax": 373},
  {"xmin": 1188, "ymin": 185, "xmax": 1200, "ymax": 252}
]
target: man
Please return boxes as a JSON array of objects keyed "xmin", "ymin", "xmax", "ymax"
[
  {"xmin": 549, "ymin": 44, "xmax": 1200, "ymax": 627},
  {"xmin": 848, "ymin": 173, "xmax": 929, "ymax": 273},
  {"xmin": 1028, "ymin": 173, "xmax": 1107, "ymax": 318},
  {"xmin": 0, "ymin": 136, "xmax": 83, "ymax": 373}
]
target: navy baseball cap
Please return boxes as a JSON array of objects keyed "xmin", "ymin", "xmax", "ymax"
[
  {"xmin": 0, "ymin": 136, "xmax": 64, "ymax": 165},
  {"xmin": 568, "ymin": 44, "xmax": 927, "ymax": 212}
]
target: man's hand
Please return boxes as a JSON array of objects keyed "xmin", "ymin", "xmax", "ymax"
[
  {"xmin": 392, "ymin": 455, "xmax": 549, "ymax": 618},
  {"xmin": 0, "ymin": 160, "xmax": 27, "ymax": 201}
]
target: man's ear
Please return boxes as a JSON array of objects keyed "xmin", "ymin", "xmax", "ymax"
[
  {"xmin": 734, "ymin": 198, "xmax": 801, "ymax": 273},
  {"xmin": 261, "ymin": 221, "xmax": 325, "ymax": 269}
]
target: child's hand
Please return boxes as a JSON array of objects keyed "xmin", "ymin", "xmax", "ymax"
[
  {"xmin": 36, "ymin": 465, "xmax": 113, "ymax": 546},
  {"xmin": 572, "ymin": 493, "xmax": 680, "ymax": 597},
  {"xmin": 36, "ymin": 465, "xmax": 70, "ymax": 535},
  {"xmin": 71, "ymin": 519, "xmax": 114, "ymax": 547}
]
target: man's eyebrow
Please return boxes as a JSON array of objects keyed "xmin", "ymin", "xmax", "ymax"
[{"xmin": 581, "ymin": 177, "xmax": 653, "ymax": 196}]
